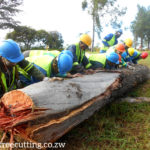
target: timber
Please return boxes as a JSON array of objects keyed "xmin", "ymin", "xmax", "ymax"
[{"xmin": 0, "ymin": 65, "xmax": 150, "ymax": 144}]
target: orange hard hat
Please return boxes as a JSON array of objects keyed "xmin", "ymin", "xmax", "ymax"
[{"xmin": 115, "ymin": 43, "xmax": 125, "ymax": 52}]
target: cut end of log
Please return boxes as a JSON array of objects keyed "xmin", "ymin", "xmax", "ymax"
[{"xmin": 1, "ymin": 90, "xmax": 34, "ymax": 113}]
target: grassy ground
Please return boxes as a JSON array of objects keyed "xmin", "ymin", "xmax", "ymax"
[
  {"xmin": 58, "ymin": 50, "xmax": 150, "ymax": 150},
  {"xmin": 0, "ymin": 51, "xmax": 150, "ymax": 150}
]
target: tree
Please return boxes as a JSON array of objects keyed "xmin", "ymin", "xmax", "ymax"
[
  {"xmin": 6, "ymin": 26, "xmax": 37, "ymax": 50},
  {"xmin": 35, "ymin": 29, "xmax": 49, "ymax": 48},
  {"xmin": 131, "ymin": 5, "xmax": 150, "ymax": 49},
  {"xmin": 6, "ymin": 26, "xmax": 64, "ymax": 50},
  {"xmin": 0, "ymin": 0, "xmax": 23, "ymax": 29},
  {"xmin": 144, "ymin": 8, "xmax": 150, "ymax": 49},
  {"xmin": 46, "ymin": 31, "xmax": 64, "ymax": 49},
  {"xmin": 82, "ymin": 0, "xmax": 126, "ymax": 51}
]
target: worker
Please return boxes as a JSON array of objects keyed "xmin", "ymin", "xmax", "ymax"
[
  {"xmin": 130, "ymin": 50, "xmax": 148, "ymax": 64},
  {"xmin": 23, "ymin": 51, "xmax": 73, "ymax": 85},
  {"xmin": 0, "ymin": 39, "xmax": 46, "ymax": 97},
  {"xmin": 66, "ymin": 34, "xmax": 93, "ymax": 73},
  {"xmin": 121, "ymin": 48, "xmax": 135, "ymax": 62},
  {"xmin": 106, "ymin": 43, "xmax": 127, "ymax": 67},
  {"xmin": 100, "ymin": 29, "xmax": 123, "ymax": 53},
  {"xmin": 123, "ymin": 38, "xmax": 133, "ymax": 51},
  {"xmin": 88, "ymin": 52, "xmax": 119, "ymax": 69}
]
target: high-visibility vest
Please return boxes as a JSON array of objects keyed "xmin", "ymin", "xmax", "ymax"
[
  {"xmin": 0, "ymin": 67, "xmax": 16, "ymax": 92},
  {"xmin": 26, "ymin": 55, "xmax": 55, "ymax": 77},
  {"xmin": 29, "ymin": 50, "xmax": 60, "ymax": 57},
  {"xmin": 89, "ymin": 54, "xmax": 106, "ymax": 68},
  {"xmin": 74, "ymin": 43, "xmax": 85, "ymax": 64},
  {"xmin": 103, "ymin": 35, "xmax": 116, "ymax": 46}
]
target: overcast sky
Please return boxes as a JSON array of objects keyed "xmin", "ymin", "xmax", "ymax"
[{"xmin": 0, "ymin": 0, "xmax": 149, "ymax": 46}]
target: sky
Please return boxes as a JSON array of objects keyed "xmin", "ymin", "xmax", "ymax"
[{"xmin": 0, "ymin": 0, "xmax": 149, "ymax": 47}]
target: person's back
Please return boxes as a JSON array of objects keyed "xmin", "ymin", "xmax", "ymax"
[
  {"xmin": 89, "ymin": 52, "xmax": 119, "ymax": 70},
  {"xmin": 23, "ymin": 50, "xmax": 60, "ymax": 58},
  {"xmin": 26, "ymin": 51, "xmax": 73, "ymax": 79}
]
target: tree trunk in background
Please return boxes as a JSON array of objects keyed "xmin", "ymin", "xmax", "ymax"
[
  {"xmin": 91, "ymin": 15, "xmax": 95, "ymax": 52},
  {"xmin": 0, "ymin": 65, "xmax": 150, "ymax": 144}
]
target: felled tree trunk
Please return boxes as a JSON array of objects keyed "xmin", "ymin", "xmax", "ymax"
[{"xmin": 0, "ymin": 65, "xmax": 149, "ymax": 144}]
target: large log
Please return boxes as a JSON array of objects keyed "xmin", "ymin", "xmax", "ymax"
[{"xmin": 0, "ymin": 65, "xmax": 150, "ymax": 144}]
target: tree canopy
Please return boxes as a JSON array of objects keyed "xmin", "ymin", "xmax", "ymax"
[
  {"xmin": 0, "ymin": 0, "xmax": 23, "ymax": 29},
  {"xmin": 82, "ymin": 0, "xmax": 126, "ymax": 51},
  {"xmin": 131, "ymin": 5, "xmax": 150, "ymax": 49},
  {"xmin": 6, "ymin": 26, "xmax": 64, "ymax": 50}
]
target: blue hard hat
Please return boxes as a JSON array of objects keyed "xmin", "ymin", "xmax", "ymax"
[
  {"xmin": 58, "ymin": 53, "xmax": 73, "ymax": 75},
  {"xmin": 61, "ymin": 50, "xmax": 73, "ymax": 59},
  {"xmin": 106, "ymin": 52, "xmax": 119, "ymax": 64},
  {"xmin": 0, "ymin": 39, "xmax": 24, "ymax": 63},
  {"xmin": 117, "ymin": 29, "xmax": 123, "ymax": 34}
]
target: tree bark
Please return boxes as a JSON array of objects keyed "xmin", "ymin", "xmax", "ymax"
[{"xmin": 0, "ymin": 65, "xmax": 150, "ymax": 144}]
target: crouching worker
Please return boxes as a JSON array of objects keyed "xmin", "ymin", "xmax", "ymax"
[
  {"xmin": 0, "ymin": 39, "xmax": 46, "ymax": 97},
  {"xmin": 130, "ymin": 50, "xmax": 148, "ymax": 64},
  {"xmin": 88, "ymin": 52, "xmax": 119, "ymax": 70},
  {"xmin": 22, "ymin": 51, "xmax": 73, "ymax": 85},
  {"xmin": 67, "ymin": 34, "xmax": 93, "ymax": 73}
]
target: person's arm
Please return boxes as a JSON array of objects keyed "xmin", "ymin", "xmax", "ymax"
[
  {"xmin": 67, "ymin": 45, "xmax": 84, "ymax": 73},
  {"xmin": 82, "ymin": 55, "xmax": 92, "ymax": 69},
  {"xmin": 89, "ymin": 60, "xmax": 104, "ymax": 69},
  {"xmin": 18, "ymin": 59, "xmax": 45, "ymax": 81},
  {"xmin": 102, "ymin": 33, "xmax": 113, "ymax": 47},
  {"xmin": 104, "ymin": 33, "xmax": 113, "ymax": 41}
]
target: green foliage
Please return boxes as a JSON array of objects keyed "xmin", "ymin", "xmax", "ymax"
[
  {"xmin": 131, "ymin": 5, "xmax": 150, "ymax": 49},
  {"xmin": 0, "ymin": 0, "xmax": 23, "ymax": 29},
  {"xmin": 82, "ymin": 0, "xmax": 126, "ymax": 51},
  {"xmin": 6, "ymin": 26, "xmax": 37, "ymax": 50},
  {"xmin": 6, "ymin": 26, "xmax": 64, "ymax": 50}
]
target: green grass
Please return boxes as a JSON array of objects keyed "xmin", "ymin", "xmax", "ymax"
[{"xmin": 60, "ymin": 102, "xmax": 150, "ymax": 150}]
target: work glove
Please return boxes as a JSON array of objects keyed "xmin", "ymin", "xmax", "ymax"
[
  {"xmin": 43, "ymin": 77, "xmax": 49, "ymax": 81},
  {"xmin": 127, "ymin": 65, "xmax": 135, "ymax": 70},
  {"xmin": 43, "ymin": 77, "xmax": 64, "ymax": 82},
  {"xmin": 67, "ymin": 73, "xmax": 83, "ymax": 78}
]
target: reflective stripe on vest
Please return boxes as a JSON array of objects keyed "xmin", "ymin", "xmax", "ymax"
[
  {"xmin": 26, "ymin": 55, "xmax": 54, "ymax": 77},
  {"xmin": 17, "ymin": 65, "xmax": 31, "ymax": 80},
  {"xmin": 1, "ymin": 67, "xmax": 16, "ymax": 92},
  {"xmin": 29, "ymin": 50, "xmax": 60, "ymax": 57},
  {"xmin": 134, "ymin": 50, "xmax": 141, "ymax": 59},
  {"xmin": 103, "ymin": 35, "xmax": 116, "ymax": 46},
  {"xmin": 75, "ymin": 43, "xmax": 85, "ymax": 64},
  {"xmin": 89, "ymin": 54, "xmax": 106, "ymax": 67}
]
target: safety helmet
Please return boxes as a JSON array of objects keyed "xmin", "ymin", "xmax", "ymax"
[
  {"xmin": 80, "ymin": 34, "xmax": 92, "ymax": 46},
  {"xmin": 128, "ymin": 48, "xmax": 135, "ymax": 56},
  {"xmin": 58, "ymin": 53, "xmax": 73, "ymax": 75},
  {"xmin": 115, "ymin": 43, "xmax": 125, "ymax": 52},
  {"xmin": 124, "ymin": 38, "xmax": 133, "ymax": 48},
  {"xmin": 115, "ymin": 29, "xmax": 123, "ymax": 38},
  {"xmin": 0, "ymin": 39, "xmax": 24, "ymax": 63},
  {"xmin": 61, "ymin": 50, "xmax": 73, "ymax": 59},
  {"xmin": 106, "ymin": 52, "xmax": 119, "ymax": 64},
  {"xmin": 141, "ymin": 52, "xmax": 148, "ymax": 59}
]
